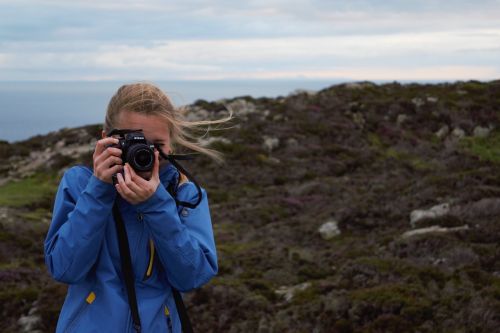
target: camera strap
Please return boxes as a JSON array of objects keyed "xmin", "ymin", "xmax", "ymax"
[
  {"xmin": 113, "ymin": 178, "xmax": 196, "ymax": 333},
  {"xmin": 112, "ymin": 201, "xmax": 142, "ymax": 333},
  {"xmin": 158, "ymin": 151, "xmax": 203, "ymax": 209}
]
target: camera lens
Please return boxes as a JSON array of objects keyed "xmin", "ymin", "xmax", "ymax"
[
  {"xmin": 128, "ymin": 145, "xmax": 154, "ymax": 172},
  {"xmin": 135, "ymin": 149, "xmax": 153, "ymax": 167}
]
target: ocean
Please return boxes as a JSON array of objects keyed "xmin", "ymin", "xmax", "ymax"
[{"xmin": 0, "ymin": 80, "xmax": 339, "ymax": 143}]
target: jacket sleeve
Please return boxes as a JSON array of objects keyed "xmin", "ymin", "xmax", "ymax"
[
  {"xmin": 134, "ymin": 182, "xmax": 218, "ymax": 292},
  {"xmin": 44, "ymin": 167, "xmax": 116, "ymax": 284}
]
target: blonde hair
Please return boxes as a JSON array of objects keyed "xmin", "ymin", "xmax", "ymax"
[{"xmin": 104, "ymin": 82, "xmax": 231, "ymax": 163}]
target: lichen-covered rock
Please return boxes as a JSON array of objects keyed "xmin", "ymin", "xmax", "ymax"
[
  {"xmin": 472, "ymin": 125, "xmax": 492, "ymax": 138},
  {"xmin": 226, "ymin": 99, "xmax": 257, "ymax": 117},
  {"xmin": 452, "ymin": 127, "xmax": 466, "ymax": 139},
  {"xmin": 410, "ymin": 203, "xmax": 451, "ymax": 227},
  {"xmin": 401, "ymin": 225, "xmax": 469, "ymax": 239},
  {"xmin": 262, "ymin": 136, "xmax": 280, "ymax": 153},
  {"xmin": 435, "ymin": 125, "xmax": 450, "ymax": 139},
  {"xmin": 318, "ymin": 220, "xmax": 341, "ymax": 240},
  {"xmin": 275, "ymin": 282, "xmax": 312, "ymax": 302}
]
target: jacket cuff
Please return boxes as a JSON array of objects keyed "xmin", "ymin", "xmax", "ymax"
[
  {"xmin": 84, "ymin": 175, "xmax": 116, "ymax": 205},
  {"xmin": 135, "ymin": 183, "xmax": 172, "ymax": 210}
]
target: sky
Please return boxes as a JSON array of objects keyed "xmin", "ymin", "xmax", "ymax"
[{"xmin": 0, "ymin": 0, "xmax": 499, "ymax": 82}]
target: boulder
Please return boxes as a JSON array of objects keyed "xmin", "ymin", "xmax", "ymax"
[
  {"xmin": 275, "ymin": 282, "xmax": 312, "ymax": 302},
  {"xmin": 318, "ymin": 220, "xmax": 341, "ymax": 240},
  {"xmin": 435, "ymin": 125, "xmax": 450, "ymax": 139},
  {"xmin": 472, "ymin": 126, "xmax": 492, "ymax": 138},
  {"xmin": 262, "ymin": 136, "xmax": 280, "ymax": 153},
  {"xmin": 452, "ymin": 127, "xmax": 466, "ymax": 139},
  {"xmin": 396, "ymin": 114, "xmax": 409, "ymax": 126},
  {"xmin": 410, "ymin": 203, "xmax": 450, "ymax": 227},
  {"xmin": 401, "ymin": 225, "xmax": 469, "ymax": 239}
]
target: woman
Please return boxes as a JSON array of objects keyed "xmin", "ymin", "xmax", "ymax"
[{"xmin": 44, "ymin": 82, "xmax": 226, "ymax": 332}]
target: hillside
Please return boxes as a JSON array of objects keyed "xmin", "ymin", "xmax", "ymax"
[{"xmin": 1, "ymin": 80, "xmax": 500, "ymax": 332}]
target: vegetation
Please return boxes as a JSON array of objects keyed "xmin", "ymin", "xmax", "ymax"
[{"xmin": 1, "ymin": 80, "xmax": 500, "ymax": 332}]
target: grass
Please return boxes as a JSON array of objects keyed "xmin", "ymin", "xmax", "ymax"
[
  {"xmin": 460, "ymin": 130, "xmax": 500, "ymax": 164},
  {"xmin": 0, "ymin": 173, "xmax": 58, "ymax": 207},
  {"xmin": 350, "ymin": 283, "xmax": 433, "ymax": 321},
  {"xmin": 367, "ymin": 132, "xmax": 435, "ymax": 171},
  {"xmin": 19, "ymin": 208, "xmax": 51, "ymax": 222}
]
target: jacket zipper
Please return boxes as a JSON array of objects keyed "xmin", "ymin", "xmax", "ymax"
[{"xmin": 142, "ymin": 238, "xmax": 155, "ymax": 280}]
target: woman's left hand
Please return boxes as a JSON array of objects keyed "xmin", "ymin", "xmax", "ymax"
[{"xmin": 115, "ymin": 151, "xmax": 161, "ymax": 204}]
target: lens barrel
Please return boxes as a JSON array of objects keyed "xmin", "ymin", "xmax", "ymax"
[{"xmin": 127, "ymin": 144, "xmax": 154, "ymax": 172}]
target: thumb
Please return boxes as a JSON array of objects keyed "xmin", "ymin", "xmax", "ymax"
[{"xmin": 153, "ymin": 150, "xmax": 160, "ymax": 180}]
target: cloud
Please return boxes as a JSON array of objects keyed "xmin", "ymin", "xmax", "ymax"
[
  {"xmin": 0, "ymin": 1, "xmax": 499, "ymax": 81},
  {"xmin": 2, "ymin": 1, "xmax": 500, "ymax": 42},
  {"xmin": 0, "ymin": 28, "xmax": 499, "ymax": 81}
]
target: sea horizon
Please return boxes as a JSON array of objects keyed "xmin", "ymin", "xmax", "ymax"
[{"xmin": 0, "ymin": 78, "xmax": 491, "ymax": 143}]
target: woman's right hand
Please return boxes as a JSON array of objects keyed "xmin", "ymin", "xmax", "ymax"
[{"xmin": 93, "ymin": 137, "xmax": 124, "ymax": 183}]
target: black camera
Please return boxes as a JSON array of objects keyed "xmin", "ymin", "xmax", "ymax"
[{"xmin": 107, "ymin": 129, "xmax": 155, "ymax": 172}]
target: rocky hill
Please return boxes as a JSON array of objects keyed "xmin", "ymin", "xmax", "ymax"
[{"xmin": 1, "ymin": 80, "xmax": 499, "ymax": 332}]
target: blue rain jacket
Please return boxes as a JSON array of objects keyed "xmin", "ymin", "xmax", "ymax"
[{"xmin": 44, "ymin": 163, "xmax": 218, "ymax": 332}]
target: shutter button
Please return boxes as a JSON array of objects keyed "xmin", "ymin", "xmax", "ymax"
[{"xmin": 137, "ymin": 213, "xmax": 144, "ymax": 222}]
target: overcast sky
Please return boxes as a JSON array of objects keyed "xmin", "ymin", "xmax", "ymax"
[{"xmin": 1, "ymin": 0, "xmax": 499, "ymax": 81}]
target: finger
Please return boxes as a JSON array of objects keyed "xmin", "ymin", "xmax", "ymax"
[
  {"xmin": 94, "ymin": 147, "xmax": 122, "ymax": 164},
  {"xmin": 102, "ymin": 164, "xmax": 123, "ymax": 179},
  {"xmin": 124, "ymin": 164, "xmax": 143, "ymax": 193},
  {"xmin": 94, "ymin": 137, "xmax": 119, "ymax": 156},
  {"xmin": 115, "ymin": 183, "xmax": 132, "ymax": 201},
  {"xmin": 152, "ymin": 151, "xmax": 160, "ymax": 181},
  {"xmin": 101, "ymin": 156, "xmax": 123, "ymax": 169},
  {"xmin": 129, "ymin": 164, "xmax": 150, "ymax": 187},
  {"xmin": 117, "ymin": 172, "xmax": 139, "ymax": 199},
  {"xmin": 94, "ymin": 148, "xmax": 122, "ymax": 169}
]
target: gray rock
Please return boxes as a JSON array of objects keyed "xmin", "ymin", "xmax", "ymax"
[
  {"xmin": 410, "ymin": 203, "xmax": 451, "ymax": 227},
  {"xmin": 275, "ymin": 282, "xmax": 312, "ymax": 302},
  {"xmin": 411, "ymin": 97, "xmax": 425, "ymax": 107},
  {"xmin": 351, "ymin": 112, "xmax": 365, "ymax": 128},
  {"xmin": 267, "ymin": 157, "xmax": 281, "ymax": 165},
  {"xmin": 318, "ymin": 220, "xmax": 341, "ymax": 240},
  {"xmin": 262, "ymin": 136, "xmax": 280, "ymax": 153},
  {"xmin": 435, "ymin": 125, "xmax": 450, "ymax": 139},
  {"xmin": 55, "ymin": 140, "xmax": 65, "ymax": 149},
  {"xmin": 426, "ymin": 96, "xmax": 439, "ymax": 103},
  {"xmin": 473, "ymin": 126, "xmax": 492, "ymax": 138},
  {"xmin": 396, "ymin": 114, "xmax": 409, "ymax": 126},
  {"xmin": 401, "ymin": 225, "xmax": 469, "ymax": 239},
  {"xmin": 260, "ymin": 109, "xmax": 271, "ymax": 120},
  {"xmin": 272, "ymin": 114, "xmax": 284, "ymax": 121},
  {"xmin": 227, "ymin": 99, "xmax": 257, "ymax": 117},
  {"xmin": 18, "ymin": 313, "xmax": 41, "ymax": 333},
  {"xmin": 452, "ymin": 127, "xmax": 466, "ymax": 139}
]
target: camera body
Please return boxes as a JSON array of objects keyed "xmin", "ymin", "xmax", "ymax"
[{"xmin": 108, "ymin": 130, "xmax": 156, "ymax": 172}]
